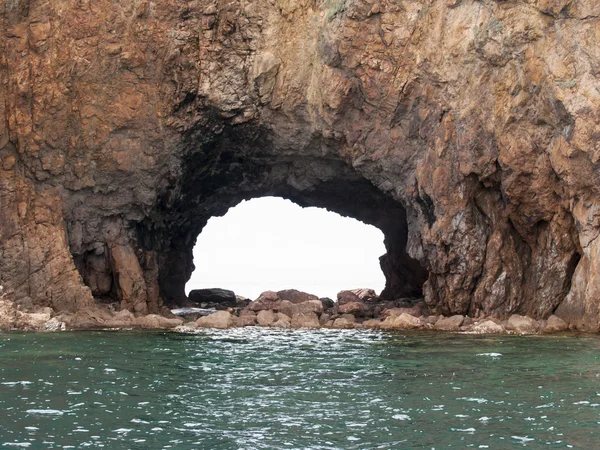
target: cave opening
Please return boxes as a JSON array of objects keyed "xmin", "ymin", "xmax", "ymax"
[
  {"xmin": 185, "ymin": 196, "xmax": 387, "ymax": 301},
  {"xmin": 72, "ymin": 124, "xmax": 429, "ymax": 314}
]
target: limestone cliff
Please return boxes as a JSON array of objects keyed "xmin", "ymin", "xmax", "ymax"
[{"xmin": 1, "ymin": 0, "xmax": 599, "ymax": 329}]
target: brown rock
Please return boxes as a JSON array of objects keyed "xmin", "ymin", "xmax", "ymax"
[
  {"xmin": 337, "ymin": 290, "xmax": 362, "ymax": 305},
  {"xmin": 237, "ymin": 310, "xmax": 257, "ymax": 327},
  {"xmin": 196, "ymin": 311, "xmax": 235, "ymax": 329},
  {"xmin": 362, "ymin": 319, "xmax": 382, "ymax": 329},
  {"xmin": 434, "ymin": 315, "xmax": 465, "ymax": 331},
  {"xmin": 381, "ymin": 313, "xmax": 422, "ymax": 330},
  {"xmin": 472, "ymin": 320, "xmax": 505, "ymax": 334},
  {"xmin": 543, "ymin": 315, "xmax": 569, "ymax": 333},
  {"xmin": 350, "ymin": 288, "xmax": 378, "ymax": 301},
  {"xmin": 332, "ymin": 315, "xmax": 355, "ymax": 329},
  {"xmin": 137, "ymin": 314, "xmax": 183, "ymax": 329},
  {"xmin": 276, "ymin": 289, "xmax": 318, "ymax": 304},
  {"xmin": 319, "ymin": 313, "xmax": 331, "ymax": 326},
  {"xmin": 249, "ymin": 299, "xmax": 282, "ymax": 312},
  {"xmin": 278, "ymin": 299, "xmax": 323, "ymax": 317},
  {"xmin": 506, "ymin": 314, "xmax": 538, "ymax": 334},
  {"xmin": 338, "ymin": 301, "xmax": 366, "ymax": 317},
  {"xmin": 256, "ymin": 291, "xmax": 280, "ymax": 302},
  {"xmin": 272, "ymin": 312, "xmax": 292, "ymax": 328},
  {"xmin": 256, "ymin": 309, "xmax": 277, "ymax": 327},
  {"xmin": 291, "ymin": 312, "xmax": 320, "ymax": 329},
  {"xmin": 1, "ymin": 0, "xmax": 598, "ymax": 332}
]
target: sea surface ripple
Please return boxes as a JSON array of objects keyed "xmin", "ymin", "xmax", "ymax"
[{"xmin": 1, "ymin": 329, "xmax": 600, "ymax": 448}]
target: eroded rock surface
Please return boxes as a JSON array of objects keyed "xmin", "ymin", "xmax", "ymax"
[{"xmin": 1, "ymin": 0, "xmax": 600, "ymax": 329}]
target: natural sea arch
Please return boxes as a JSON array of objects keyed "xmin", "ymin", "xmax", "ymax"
[
  {"xmin": 185, "ymin": 197, "xmax": 388, "ymax": 300},
  {"xmin": 135, "ymin": 126, "xmax": 429, "ymax": 309},
  {"xmin": 72, "ymin": 123, "xmax": 429, "ymax": 314}
]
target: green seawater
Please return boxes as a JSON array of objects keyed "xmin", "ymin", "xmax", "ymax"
[{"xmin": 1, "ymin": 329, "xmax": 600, "ymax": 449}]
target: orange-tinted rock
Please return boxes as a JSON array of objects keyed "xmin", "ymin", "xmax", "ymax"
[
  {"xmin": 276, "ymin": 289, "xmax": 318, "ymax": 304},
  {"xmin": 338, "ymin": 301, "xmax": 367, "ymax": 317},
  {"xmin": 337, "ymin": 291, "xmax": 361, "ymax": 306},
  {"xmin": 291, "ymin": 312, "xmax": 320, "ymax": 329},
  {"xmin": 0, "ymin": 0, "xmax": 598, "ymax": 331}
]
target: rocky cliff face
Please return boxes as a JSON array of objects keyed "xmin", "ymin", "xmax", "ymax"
[{"xmin": 1, "ymin": 0, "xmax": 599, "ymax": 328}]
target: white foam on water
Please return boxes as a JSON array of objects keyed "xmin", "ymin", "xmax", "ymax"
[
  {"xmin": 476, "ymin": 353, "xmax": 502, "ymax": 357},
  {"xmin": 131, "ymin": 419, "xmax": 150, "ymax": 424},
  {"xmin": 512, "ymin": 436, "xmax": 534, "ymax": 443},
  {"xmin": 573, "ymin": 401, "xmax": 589, "ymax": 405},
  {"xmin": 2, "ymin": 443, "xmax": 31, "ymax": 448},
  {"xmin": 392, "ymin": 414, "xmax": 411, "ymax": 420},
  {"xmin": 458, "ymin": 397, "xmax": 488, "ymax": 404},
  {"xmin": 478, "ymin": 417, "xmax": 490, "ymax": 422},
  {"xmin": 451, "ymin": 428, "xmax": 476, "ymax": 433},
  {"xmin": 1, "ymin": 381, "xmax": 33, "ymax": 386},
  {"xmin": 346, "ymin": 436, "xmax": 360, "ymax": 441},
  {"xmin": 113, "ymin": 428, "xmax": 133, "ymax": 434},
  {"xmin": 104, "ymin": 368, "xmax": 116, "ymax": 373},
  {"xmin": 26, "ymin": 409, "xmax": 64, "ymax": 416}
]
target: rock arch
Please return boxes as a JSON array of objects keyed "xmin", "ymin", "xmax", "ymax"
[{"xmin": 1, "ymin": 0, "xmax": 598, "ymax": 329}]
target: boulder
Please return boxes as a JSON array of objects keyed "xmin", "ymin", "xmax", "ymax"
[
  {"xmin": 434, "ymin": 315, "xmax": 465, "ymax": 331},
  {"xmin": 237, "ymin": 310, "xmax": 257, "ymax": 327},
  {"xmin": 249, "ymin": 292, "xmax": 282, "ymax": 311},
  {"xmin": 337, "ymin": 290, "xmax": 361, "ymax": 305},
  {"xmin": 113, "ymin": 309, "xmax": 137, "ymax": 324},
  {"xmin": 507, "ymin": 314, "xmax": 538, "ymax": 334},
  {"xmin": 188, "ymin": 288, "xmax": 237, "ymax": 307},
  {"xmin": 137, "ymin": 314, "xmax": 183, "ymax": 329},
  {"xmin": 339, "ymin": 301, "xmax": 366, "ymax": 317},
  {"xmin": 362, "ymin": 319, "xmax": 382, "ymax": 328},
  {"xmin": 272, "ymin": 312, "xmax": 292, "ymax": 328},
  {"xmin": 296, "ymin": 300, "xmax": 324, "ymax": 315},
  {"xmin": 278, "ymin": 299, "xmax": 323, "ymax": 317},
  {"xmin": 543, "ymin": 315, "xmax": 569, "ymax": 333},
  {"xmin": 257, "ymin": 309, "xmax": 277, "ymax": 327},
  {"xmin": 276, "ymin": 289, "xmax": 318, "ymax": 304},
  {"xmin": 381, "ymin": 313, "xmax": 422, "ymax": 330},
  {"xmin": 381, "ymin": 303, "xmax": 429, "ymax": 319},
  {"xmin": 424, "ymin": 315, "xmax": 441, "ymax": 325},
  {"xmin": 332, "ymin": 315, "xmax": 355, "ymax": 329},
  {"xmin": 351, "ymin": 288, "xmax": 378, "ymax": 301},
  {"xmin": 319, "ymin": 313, "xmax": 331, "ymax": 326},
  {"xmin": 196, "ymin": 311, "xmax": 235, "ymax": 329},
  {"xmin": 320, "ymin": 297, "xmax": 335, "ymax": 310},
  {"xmin": 291, "ymin": 312, "xmax": 320, "ymax": 329},
  {"xmin": 256, "ymin": 291, "xmax": 280, "ymax": 302},
  {"xmin": 249, "ymin": 299, "xmax": 282, "ymax": 312},
  {"xmin": 472, "ymin": 320, "xmax": 505, "ymax": 334},
  {"xmin": 236, "ymin": 295, "xmax": 251, "ymax": 308}
]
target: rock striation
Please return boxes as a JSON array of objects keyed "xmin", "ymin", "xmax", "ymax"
[{"xmin": 1, "ymin": 0, "xmax": 600, "ymax": 330}]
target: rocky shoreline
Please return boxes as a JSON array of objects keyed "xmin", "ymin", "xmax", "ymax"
[{"xmin": 0, "ymin": 288, "xmax": 574, "ymax": 335}]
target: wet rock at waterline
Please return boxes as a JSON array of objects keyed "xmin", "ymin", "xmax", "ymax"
[{"xmin": 1, "ymin": 0, "xmax": 600, "ymax": 331}]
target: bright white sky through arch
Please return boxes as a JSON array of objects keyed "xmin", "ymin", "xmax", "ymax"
[{"xmin": 185, "ymin": 197, "xmax": 387, "ymax": 300}]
